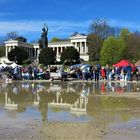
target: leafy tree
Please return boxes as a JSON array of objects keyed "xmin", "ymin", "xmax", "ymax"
[
  {"xmin": 119, "ymin": 29, "xmax": 140, "ymax": 62},
  {"xmin": 39, "ymin": 48, "xmax": 56, "ymax": 65},
  {"xmin": 0, "ymin": 46, "xmax": 5, "ymax": 57},
  {"xmin": 124, "ymin": 33, "xmax": 140, "ymax": 62},
  {"xmin": 8, "ymin": 47, "xmax": 28, "ymax": 64},
  {"xmin": 50, "ymin": 37, "xmax": 70, "ymax": 43},
  {"xmin": 60, "ymin": 47, "xmax": 80, "ymax": 64},
  {"xmin": 120, "ymin": 28, "xmax": 131, "ymax": 41},
  {"xmin": 100, "ymin": 37, "xmax": 126, "ymax": 65},
  {"xmin": 50, "ymin": 37, "xmax": 61, "ymax": 42},
  {"xmin": 15, "ymin": 36, "xmax": 27, "ymax": 42},
  {"xmin": 119, "ymin": 28, "xmax": 132, "ymax": 60}
]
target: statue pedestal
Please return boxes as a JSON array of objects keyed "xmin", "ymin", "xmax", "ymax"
[{"xmin": 37, "ymin": 49, "xmax": 41, "ymax": 62}]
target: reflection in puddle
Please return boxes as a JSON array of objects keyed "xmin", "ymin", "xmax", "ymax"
[{"xmin": 0, "ymin": 82, "xmax": 140, "ymax": 128}]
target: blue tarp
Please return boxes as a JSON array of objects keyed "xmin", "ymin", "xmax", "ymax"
[{"xmin": 71, "ymin": 63, "xmax": 91, "ymax": 68}]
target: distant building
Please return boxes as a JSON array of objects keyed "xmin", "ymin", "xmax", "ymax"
[{"xmin": 0, "ymin": 33, "xmax": 89, "ymax": 63}]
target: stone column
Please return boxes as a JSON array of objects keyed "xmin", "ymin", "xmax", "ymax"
[
  {"xmin": 61, "ymin": 47, "xmax": 63, "ymax": 54},
  {"xmin": 56, "ymin": 47, "xmax": 59, "ymax": 56},
  {"xmin": 85, "ymin": 42, "xmax": 88, "ymax": 53},
  {"xmin": 26, "ymin": 48, "xmax": 28, "ymax": 56},
  {"xmin": 30, "ymin": 48, "xmax": 32, "ymax": 59},
  {"xmin": 85, "ymin": 42, "xmax": 86, "ymax": 53},
  {"xmin": 83, "ymin": 42, "xmax": 85, "ymax": 53},
  {"xmin": 37, "ymin": 49, "xmax": 40, "ymax": 62},
  {"xmin": 80, "ymin": 42, "xmax": 83, "ymax": 53},
  {"xmin": 8, "ymin": 46, "xmax": 11, "ymax": 53},
  {"xmin": 31, "ymin": 48, "xmax": 33, "ymax": 58},
  {"xmin": 74, "ymin": 42, "xmax": 76, "ymax": 49},
  {"xmin": 10, "ymin": 46, "xmax": 12, "ymax": 52},
  {"xmin": 7, "ymin": 46, "xmax": 9, "ymax": 53},
  {"xmin": 5, "ymin": 46, "xmax": 8, "ymax": 57},
  {"xmin": 29, "ymin": 48, "xmax": 30, "ymax": 59},
  {"xmin": 33, "ymin": 48, "xmax": 36, "ymax": 58},
  {"xmin": 76, "ymin": 42, "xmax": 78, "ymax": 52},
  {"xmin": 74, "ymin": 42, "xmax": 78, "ymax": 52},
  {"xmin": 35, "ymin": 48, "xmax": 37, "ymax": 58},
  {"xmin": 27, "ymin": 48, "xmax": 29, "ymax": 58}
]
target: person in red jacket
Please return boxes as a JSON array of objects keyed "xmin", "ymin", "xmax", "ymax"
[{"xmin": 101, "ymin": 67, "xmax": 106, "ymax": 80}]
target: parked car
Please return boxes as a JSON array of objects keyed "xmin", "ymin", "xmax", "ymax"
[{"xmin": 50, "ymin": 71, "xmax": 67, "ymax": 81}]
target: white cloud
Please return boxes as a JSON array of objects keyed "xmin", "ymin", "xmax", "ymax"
[
  {"xmin": 0, "ymin": 20, "xmax": 90, "ymax": 38},
  {"xmin": 0, "ymin": 19, "xmax": 140, "ymax": 41}
]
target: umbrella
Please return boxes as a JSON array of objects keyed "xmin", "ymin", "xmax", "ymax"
[
  {"xmin": 71, "ymin": 64, "xmax": 82, "ymax": 68},
  {"xmin": 82, "ymin": 64, "xmax": 91, "ymax": 67},
  {"xmin": 81, "ymin": 64, "xmax": 91, "ymax": 71}
]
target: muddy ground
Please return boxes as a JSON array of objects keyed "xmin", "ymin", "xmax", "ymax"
[{"xmin": 0, "ymin": 121, "xmax": 105, "ymax": 140}]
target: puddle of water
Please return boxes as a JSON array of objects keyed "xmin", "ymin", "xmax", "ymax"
[{"xmin": 0, "ymin": 82, "xmax": 140, "ymax": 128}]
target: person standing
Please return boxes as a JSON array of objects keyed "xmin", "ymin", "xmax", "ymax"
[
  {"xmin": 33, "ymin": 66, "xmax": 38, "ymax": 80},
  {"xmin": 28, "ymin": 65, "xmax": 33, "ymax": 80},
  {"xmin": 13, "ymin": 65, "xmax": 19, "ymax": 80},
  {"xmin": 101, "ymin": 67, "xmax": 106, "ymax": 80},
  {"xmin": 94, "ymin": 66, "xmax": 100, "ymax": 82}
]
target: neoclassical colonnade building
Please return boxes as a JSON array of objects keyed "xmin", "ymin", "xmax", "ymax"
[{"xmin": 1, "ymin": 33, "xmax": 89, "ymax": 63}]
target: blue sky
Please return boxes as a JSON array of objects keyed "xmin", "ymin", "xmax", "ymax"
[{"xmin": 0, "ymin": 0, "xmax": 140, "ymax": 42}]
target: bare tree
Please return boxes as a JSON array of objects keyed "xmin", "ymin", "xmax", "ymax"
[
  {"xmin": 89, "ymin": 19, "xmax": 120, "ymax": 40},
  {"xmin": 88, "ymin": 19, "xmax": 122, "ymax": 61},
  {"xmin": 6, "ymin": 32, "xmax": 18, "ymax": 40},
  {"xmin": 0, "ymin": 37, "xmax": 5, "ymax": 46}
]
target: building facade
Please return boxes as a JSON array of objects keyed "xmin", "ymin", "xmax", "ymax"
[{"xmin": 1, "ymin": 33, "xmax": 89, "ymax": 63}]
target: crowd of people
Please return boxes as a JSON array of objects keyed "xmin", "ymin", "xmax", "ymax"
[
  {"xmin": 68, "ymin": 64, "xmax": 139, "ymax": 82},
  {"xmin": 0, "ymin": 63, "xmax": 139, "ymax": 82}
]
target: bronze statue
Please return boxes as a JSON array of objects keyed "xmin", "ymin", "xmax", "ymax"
[{"xmin": 41, "ymin": 24, "xmax": 48, "ymax": 48}]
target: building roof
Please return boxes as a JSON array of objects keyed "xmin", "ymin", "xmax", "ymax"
[
  {"xmin": 49, "ymin": 41, "xmax": 71, "ymax": 45},
  {"xmin": 70, "ymin": 33, "xmax": 87, "ymax": 40},
  {"xmin": 5, "ymin": 39, "xmax": 33, "ymax": 48}
]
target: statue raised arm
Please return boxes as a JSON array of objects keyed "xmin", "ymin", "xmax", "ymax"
[{"xmin": 41, "ymin": 24, "xmax": 48, "ymax": 48}]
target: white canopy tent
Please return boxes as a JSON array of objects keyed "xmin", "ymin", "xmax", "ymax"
[
  {"xmin": 0, "ymin": 63, "xmax": 9, "ymax": 68},
  {"xmin": 10, "ymin": 62, "xmax": 22, "ymax": 68}
]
